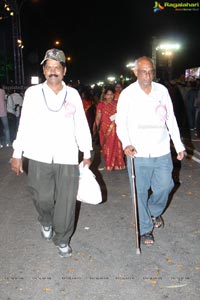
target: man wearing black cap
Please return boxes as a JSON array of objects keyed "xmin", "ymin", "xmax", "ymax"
[{"xmin": 10, "ymin": 48, "xmax": 93, "ymax": 257}]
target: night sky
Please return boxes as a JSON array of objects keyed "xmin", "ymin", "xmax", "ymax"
[{"xmin": 4, "ymin": 0, "xmax": 200, "ymax": 84}]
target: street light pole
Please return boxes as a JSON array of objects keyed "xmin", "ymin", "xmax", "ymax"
[
  {"xmin": 154, "ymin": 40, "xmax": 181, "ymax": 82},
  {"xmin": 11, "ymin": 9, "xmax": 20, "ymax": 85},
  {"xmin": 17, "ymin": 6, "xmax": 25, "ymax": 86},
  {"xmin": 10, "ymin": 0, "xmax": 27, "ymax": 86}
]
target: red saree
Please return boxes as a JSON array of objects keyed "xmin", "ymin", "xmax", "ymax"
[{"xmin": 97, "ymin": 100, "xmax": 125, "ymax": 171}]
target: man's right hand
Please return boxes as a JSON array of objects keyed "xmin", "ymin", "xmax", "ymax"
[
  {"xmin": 11, "ymin": 158, "xmax": 23, "ymax": 176},
  {"xmin": 124, "ymin": 145, "xmax": 137, "ymax": 158}
]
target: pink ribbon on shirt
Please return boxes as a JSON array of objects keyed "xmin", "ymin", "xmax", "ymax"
[{"xmin": 64, "ymin": 102, "xmax": 76, "ymax": 117}]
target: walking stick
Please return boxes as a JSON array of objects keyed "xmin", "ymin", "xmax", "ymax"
[{"xmin": 130, "ymin": 156, "xmax": 141, "ymax": 255}]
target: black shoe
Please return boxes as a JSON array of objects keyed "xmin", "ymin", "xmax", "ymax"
[
  {"xmin": 141, "ymin": 231, "xmax": 154, "ymax": 246},
  {"xmin": 41, "ymin": 225, "xmax": 53, "ymax": 241},
  {"xmin": 57, "ymin": 244, "xmax": 72, "ymax": 257},
  {"xmin": 152, "ymin": 216, "xmax": 164, "ymax": 228}
]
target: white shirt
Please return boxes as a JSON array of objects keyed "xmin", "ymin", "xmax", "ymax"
[
  {"xmin": 115, "ymin": 81, "xmax": 185, "ymax": 157},
  {"xmin": 12, "ymin": 81, "xmax": 93, "ymax": 164},
  {"xmin": 7, "ymin": 92, "xmax": 23, "ymax": 117}
]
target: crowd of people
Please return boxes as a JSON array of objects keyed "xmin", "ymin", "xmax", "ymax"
[
  {"xmin": 1, "ymin": 47, "xmax": 200, "ymax": 256},
  {"xmin": 1, "ymin": 69, "xmax": 200, "ymax": 150},
  {"xmin": 74, "ymin": 75, "xmax": 200, "ymax": 146}
]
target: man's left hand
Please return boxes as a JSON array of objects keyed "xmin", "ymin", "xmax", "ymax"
[{"xmin": 83, "ymin": 158, "xmax": 92, "ymax": 167}]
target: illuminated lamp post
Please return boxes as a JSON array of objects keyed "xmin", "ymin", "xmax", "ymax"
[
  {"xmin": 9, "ymin": 0, "xmax": 28, "ymax": 86},
  {"xmin": 155, "ymin": 42, "xmax": 181, "ymax": 80},
  {"xmin": 161, "ymin": 50, "xmax": 173, "ymax": 80},
  {"xmin": 0, "ymin": 2, "xmax": 14, "ymax": 84}
]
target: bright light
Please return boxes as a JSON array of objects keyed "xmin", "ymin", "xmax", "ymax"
[
  {"xmin": 55, "ymin": 40, "xmax": 60, "ymax": 46},
  {"xmin": 126, "ymin": 62, "xmax": 135, "ymax": 68},
  {"xmin": 162, "ymin": 51, "xmax": 172, "ymax": 56},
  {"xmin": 107, "ymin": 76, "xmax": 115, "ymax": 82},
  {"xmin": 90, "ymin": 81, "xmax": 104, "ymax": 88},
  {"xmin": 156, "ymin": 43, "xmax": 180, "ymax": 51},
  {"xmin": 97, "ymin": 81, "xmax": 104, "ymax": 86},
  {"xmin": 17, "ymin": 39, "xmax": 24, "ymax": 48},
  {"xmin": 31, "ymin": 76, "xmax": 39, "ymax": 85}
]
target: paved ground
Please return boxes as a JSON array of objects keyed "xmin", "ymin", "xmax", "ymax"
[{"xmin": 0, "ymin": 134, "xmax": 200, "ymax": 300}]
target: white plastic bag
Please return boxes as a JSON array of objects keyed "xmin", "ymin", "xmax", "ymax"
[
  {"xmin": 110, "ymin": 113, "xmax": 116, "ymax": 121},
  {"xmin": 77, "ymin": 162, "xmax": 102, "ymax": 204}
]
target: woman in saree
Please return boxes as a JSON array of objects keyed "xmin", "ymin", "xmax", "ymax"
[{"xmin": 94, "ymin": 86, "xmax": 125, "ymax": 171}]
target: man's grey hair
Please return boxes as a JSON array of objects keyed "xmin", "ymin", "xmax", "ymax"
[{"xmin": 134, "ymin": 56, "xmax": 155, "ymax": 69}]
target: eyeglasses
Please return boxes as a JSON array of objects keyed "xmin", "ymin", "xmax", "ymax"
[{"xmin": 138, "ymin": 69, "xmax": 155, "ymax": 76}]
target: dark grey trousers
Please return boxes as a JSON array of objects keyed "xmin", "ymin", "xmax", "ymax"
[{"xmin": 28, "ymin": 159, "xmax": 79, "ymax": 246}]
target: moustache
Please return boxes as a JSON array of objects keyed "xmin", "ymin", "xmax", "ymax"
[{"xmin": 49, "ymin": 74, "xmax": 59, "ymax": 78}]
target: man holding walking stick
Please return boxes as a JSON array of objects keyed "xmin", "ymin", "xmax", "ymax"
[{"xmin": 116, "ymin": 56, "xmax": 185, "ymax": 247}]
